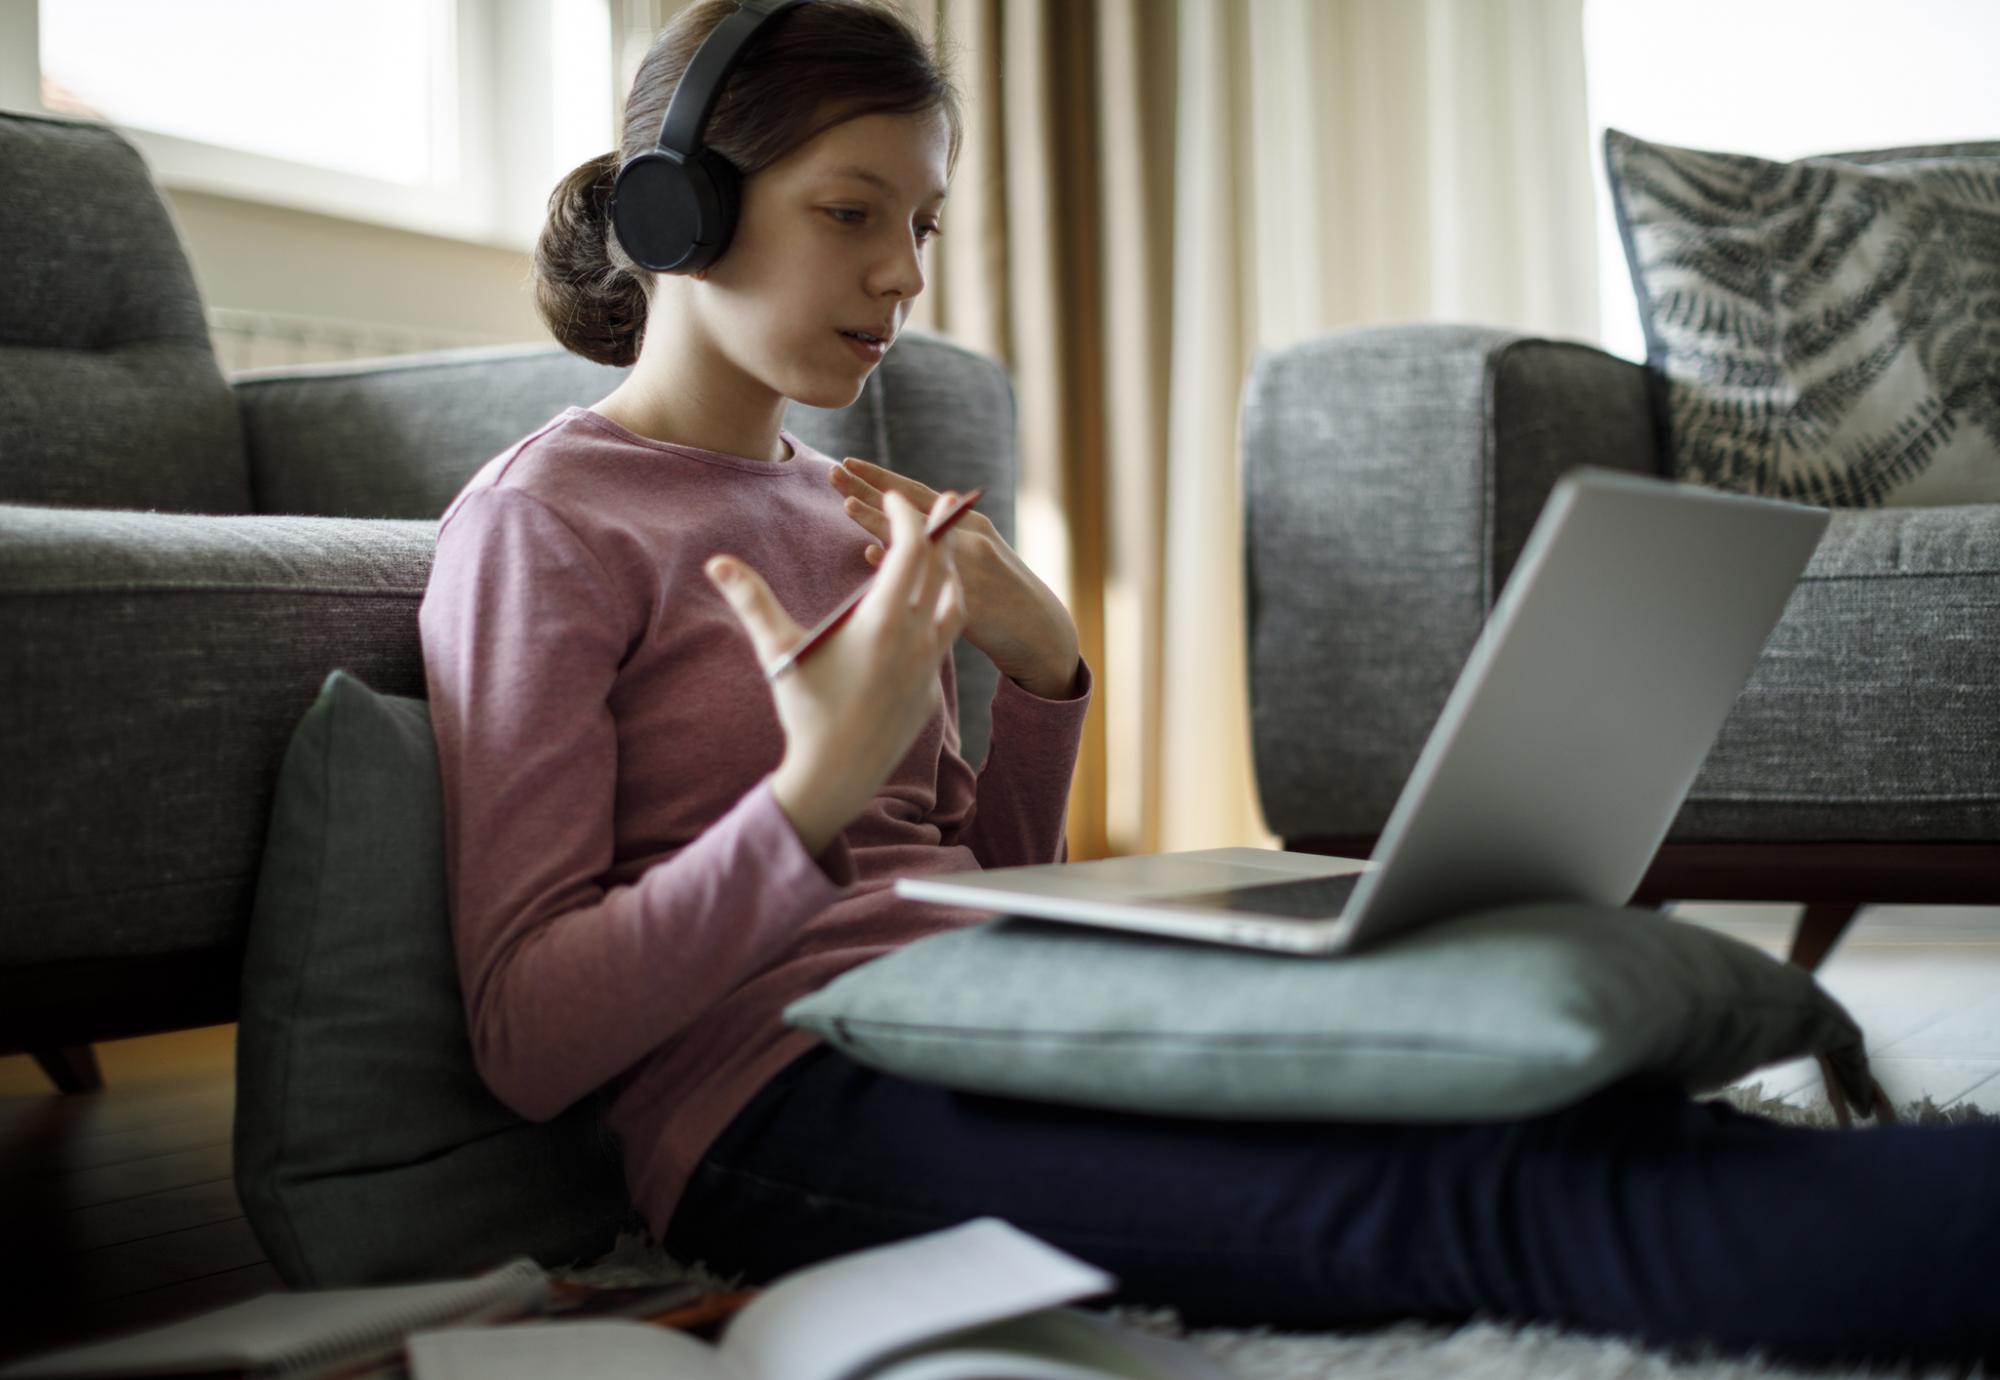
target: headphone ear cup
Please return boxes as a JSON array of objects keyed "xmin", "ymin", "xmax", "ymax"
[
  {"xmin": 677, "ymin": 148, "xmax": 743, "ymax": 274},
  {"xmin": 608, "ymin": 148, "xmax": 744, "ymax": 274}
]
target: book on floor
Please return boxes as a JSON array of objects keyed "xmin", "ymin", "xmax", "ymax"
[
  {"xmin": 407, "ymin": 1217, "xmax": 1227, "ymax": 1380},
  {"xmin": 0, "ymin": 1256, "xmax": 549, "ymax": 1380}
]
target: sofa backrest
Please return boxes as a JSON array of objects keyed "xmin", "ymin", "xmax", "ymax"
[
  {"xmin": 231, "ymin": 331, "xmax": 1017, "ymax": 546},
  {"xmin": 232, "ymin": 329, "xmax": 1019, "ymax": 764},
  {"xmin": 0, "ymin": 112, "xmax": 250, "ymax": 514}
]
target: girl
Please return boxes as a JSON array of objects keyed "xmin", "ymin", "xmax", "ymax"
[{"xmin": 417, "ymin": 0, "xmax": 2000, "ymax": 1369}]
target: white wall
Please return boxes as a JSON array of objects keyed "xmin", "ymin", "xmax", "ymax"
[
  {"xmin": 160, "ymin": 187, "xmax": 552, "ymax": 356},
  {"xmin": 1583, "ymin": 0, "xmax": 2000, "ymax": 362}
]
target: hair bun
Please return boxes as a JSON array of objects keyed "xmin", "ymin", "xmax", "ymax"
[{"xmin": 533, "ymin": 150, "xmax": 649, "ymax": 368}]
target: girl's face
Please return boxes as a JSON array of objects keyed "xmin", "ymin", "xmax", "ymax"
[{"xmin": 690, "ymin": 108, "xmax": 951, "ymax": 410}]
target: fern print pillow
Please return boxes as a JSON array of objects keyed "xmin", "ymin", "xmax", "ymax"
[{"xmin": 1604, "ymin": 128, "xmax": 2000, "ymax": 507}]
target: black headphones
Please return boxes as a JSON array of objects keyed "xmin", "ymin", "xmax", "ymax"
[{"xmin": 608, "ymin": 0, "xmax": 820, "ymax": 274}]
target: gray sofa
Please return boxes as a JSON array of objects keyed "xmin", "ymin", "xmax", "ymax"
[
  {"xmin": 0, "ymin": 110, "xmax": 1013, "ymax": 1089},
  {"xmin": 11, "ymin": 104, "xmax": 1994, "ymax": 1093},
  {"xmin": 1241, "ymin": 324, "xmax": 2000, "ymax": 966}
]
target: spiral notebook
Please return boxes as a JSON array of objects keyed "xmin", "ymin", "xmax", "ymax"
[{"xmin": 0, "ymin": 1258, "xmax": 548, "ymax": 1380}]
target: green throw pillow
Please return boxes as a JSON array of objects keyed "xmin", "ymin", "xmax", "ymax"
[
  {"xmin": 235, "ymin": 669, "xmax": 641, "ymax": 1287},
  {"xmin": 784, "ymin": 905, "xmax": 1873, "ymax": 1121}
]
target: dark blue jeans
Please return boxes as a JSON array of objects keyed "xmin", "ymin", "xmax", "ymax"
[{"xmin": 663, "ymin": 1043, "xmax": 2000, "ymax": 1370}]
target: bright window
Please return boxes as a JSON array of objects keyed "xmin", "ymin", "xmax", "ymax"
[
  {"xmin": 21, "ymin": 0, "xmax": 613, "ymax": 252},
  {"xmin": 39, "ymin": 0, "xmax": 457, "ymax": 186},
  {"xmin": 551, "ymin": 0, "xmax": 615, "ymax": 180},
  {"xmin": 1582, "ymin": 0, "xmax": 2000, "ymax": 362}
]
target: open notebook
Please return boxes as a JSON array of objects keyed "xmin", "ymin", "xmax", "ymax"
[{"xmin": 409, "ymin": 1219, "xmax": 1226, "ymax": 1380}]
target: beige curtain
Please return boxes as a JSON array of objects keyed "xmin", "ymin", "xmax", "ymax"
[
  {"xmin": 906, "ymin": 0, "xmax": 1599, "ymax": 859},
  {"xmin": 618, "ymin": 0, "xmax": 1600, "ymax": 861},
  {"xmin": 889, "ymin": 0, "xmax": 1171, "ymax": 863}
]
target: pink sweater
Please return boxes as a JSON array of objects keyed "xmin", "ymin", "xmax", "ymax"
[{"xmin": 417, "ymin": 406, "xmax": 1091, "ymax": 1237}]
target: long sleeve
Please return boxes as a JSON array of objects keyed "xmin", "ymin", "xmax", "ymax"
[
  {"xmin": 930, "ymin": 653, "xmax": 1094, "ymax": 869},
  {"xmin": 419, "ymin": 486, "xmax": 854, "ymax": 1123}
]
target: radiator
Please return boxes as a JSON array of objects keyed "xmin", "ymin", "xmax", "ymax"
[{"xmin": 207, "ymin": 306, "xmax": 530, "ymax": 375}]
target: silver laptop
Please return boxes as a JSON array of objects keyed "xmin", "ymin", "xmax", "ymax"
[{"xmin": 894, "ymin": 466, "xmax": 1830, "ymax": 956}]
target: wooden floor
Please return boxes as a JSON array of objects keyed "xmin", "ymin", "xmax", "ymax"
[
  {"xmin": 1, "ymin": 902, "xmax": 1996, "ymax": 1367},
  {"xmin": 0, "ymin": 1023, "xmax": 276, "ymax": 1366},
  {"xmin": 1677, "ymin": 900, "xmax": 2000, "ymax": 1112}
]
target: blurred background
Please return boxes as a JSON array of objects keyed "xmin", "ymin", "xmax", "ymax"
[{"xmin": 1, "ymin": 0, "xmax": 1993, "ymax": 860}]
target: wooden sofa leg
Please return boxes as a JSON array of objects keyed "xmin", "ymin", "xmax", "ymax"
[
  {"xmin": 1788, "ymin": 903, "xmax": 1862, "ymax": 973},
  {"xmin": 30, "ymin": 1045, "xmax": 103, "ymax": 1094}
]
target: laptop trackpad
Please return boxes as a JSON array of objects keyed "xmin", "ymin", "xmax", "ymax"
[{"xmin": 1160, "ymin": 871, "xmax": 1364, "ymax": 920}]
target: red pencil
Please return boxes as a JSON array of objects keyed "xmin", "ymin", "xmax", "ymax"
[{"xmin": 763, "ymin": 486, "xmax": 984, "ymax": 681}]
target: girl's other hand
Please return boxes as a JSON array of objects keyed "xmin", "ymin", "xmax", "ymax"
[
  {"xmin": 705, "ymin": 489, "xmax": 967, "ymax": 855},
  {"xmin": 831, "ymin": 457, "xmax": 1079, "ymax": 699}
]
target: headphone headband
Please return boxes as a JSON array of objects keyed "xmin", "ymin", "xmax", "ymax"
[{"xmin": 656, "ymin": 0, "xmax": 812, "ymax": 160}]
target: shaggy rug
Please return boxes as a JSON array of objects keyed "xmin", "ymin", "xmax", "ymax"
[{"xmin": 559, "ymin": 1085, "xmax": 1996, "ymax": 1380}]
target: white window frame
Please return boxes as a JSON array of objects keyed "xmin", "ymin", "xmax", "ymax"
[{"xmin": 2, "ymin": 0, "xmax": 612, "ymax": 254}]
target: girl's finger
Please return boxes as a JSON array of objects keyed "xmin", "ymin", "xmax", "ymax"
[
  {"xmin": 830, "ymin": 461, "xmax": 886, "ymax": 507},
  {"xmin": 841, "ymin": 493, "xmax": 890, "ymax": 542},
  {"xmin": 703, "ymin": 556, "xmax": 803, "ymax": 664},
  {"xmin": 864, "ymin": 543, "xmax": 884, "ymax": 566},
  {"xmin": 934, "ymin": 565, "xmax": 965, "ymax": 644},
  {"xmin": 908, "ymin": 495, "xmax": 954, "ymax": 611},
  {"xmin": 841, "ymin": 456, "xmax": 937, "ymax": 510},
  {"xmin": 874, "ymin": 489, "xmax": 929, "ymax": 606}
]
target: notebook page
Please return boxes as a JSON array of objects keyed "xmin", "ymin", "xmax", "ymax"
[
  {"xmin": 722, "ymin": 1219, "xmax": 1115, "ymax": 1380},
  {"xmin": 869, "ymin": 1310, "xmax": 1230, "ymax": 1380},
  {"xmin": 0, "ymin": 1259, "xmax": 547, "ymax": 1380},
  {"xmin": 408, "ymin": 1320, "xmax": 728, "ymax": 1380}
]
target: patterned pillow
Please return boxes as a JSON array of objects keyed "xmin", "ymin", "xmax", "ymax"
[{"xmin": 1604, "ymin": 127, "xmax": 2000, "ymax": 507}]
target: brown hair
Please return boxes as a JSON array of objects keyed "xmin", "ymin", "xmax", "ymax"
[{"xmin": 534, "ymin": 0, "xmax": 964, "ymax": 368}]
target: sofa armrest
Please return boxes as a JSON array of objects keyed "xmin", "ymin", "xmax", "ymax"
[
  {"xmin": 1241, "ymin": 323, "xmax": 1662, "ymax": 841},
  {"xmin": 0, "ymin": 503, "xmax": 435, "ymax": 968}
]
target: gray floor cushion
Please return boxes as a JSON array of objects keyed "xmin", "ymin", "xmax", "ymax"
[
  {"xmin": 235, "ymin": 669, "xmax": 641, "ymax": 1287},
  {"xmin": 786, "ymin": 905, "xmax": 1878, "ymax": 1123}
]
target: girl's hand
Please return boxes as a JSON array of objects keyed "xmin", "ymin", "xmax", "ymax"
[
  {"xmin": 706, "ymin": 489, "xmax": 967, "ymax": 856},
  {"xmin": 830, "ymin": 457, "xmax": 1081, "ymax": 699}
]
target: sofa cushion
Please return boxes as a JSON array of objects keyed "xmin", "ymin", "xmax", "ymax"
[
  {"xmin": 235, "ymin": 669, "xmax": 640, "ymax": 1287},
  {"xmin": 784, "ymin": 904, "xmax": 1874, "ymax": 1123},
  {"xmin": 1604, "ymin": 127, "xmax": 2000, "ymax": 508},
  {"xmin": 233, "ymin": 346, "xmax": 631, "ymax": 522},
  {"xmin": 0, "ymin": 112, "xmax": 249, "ymax": 514},
  {"xmin": 1675, "ymin": 502, "xmax": 2000, "ymax": 841}
]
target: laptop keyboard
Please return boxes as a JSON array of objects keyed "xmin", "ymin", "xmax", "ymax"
[{"xmin": 1163, "ymin": 871, "xmax": 1363, "ymax": 920}]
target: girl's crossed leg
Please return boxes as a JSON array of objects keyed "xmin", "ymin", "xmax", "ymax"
[{"xmin": 663, "ymin": 1043, "xmax": 2000, "ymax": 1370}]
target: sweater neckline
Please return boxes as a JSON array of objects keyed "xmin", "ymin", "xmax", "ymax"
[{"xmin": 562, "ymin": 406, "xmax": 807, "ymax": 473}]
